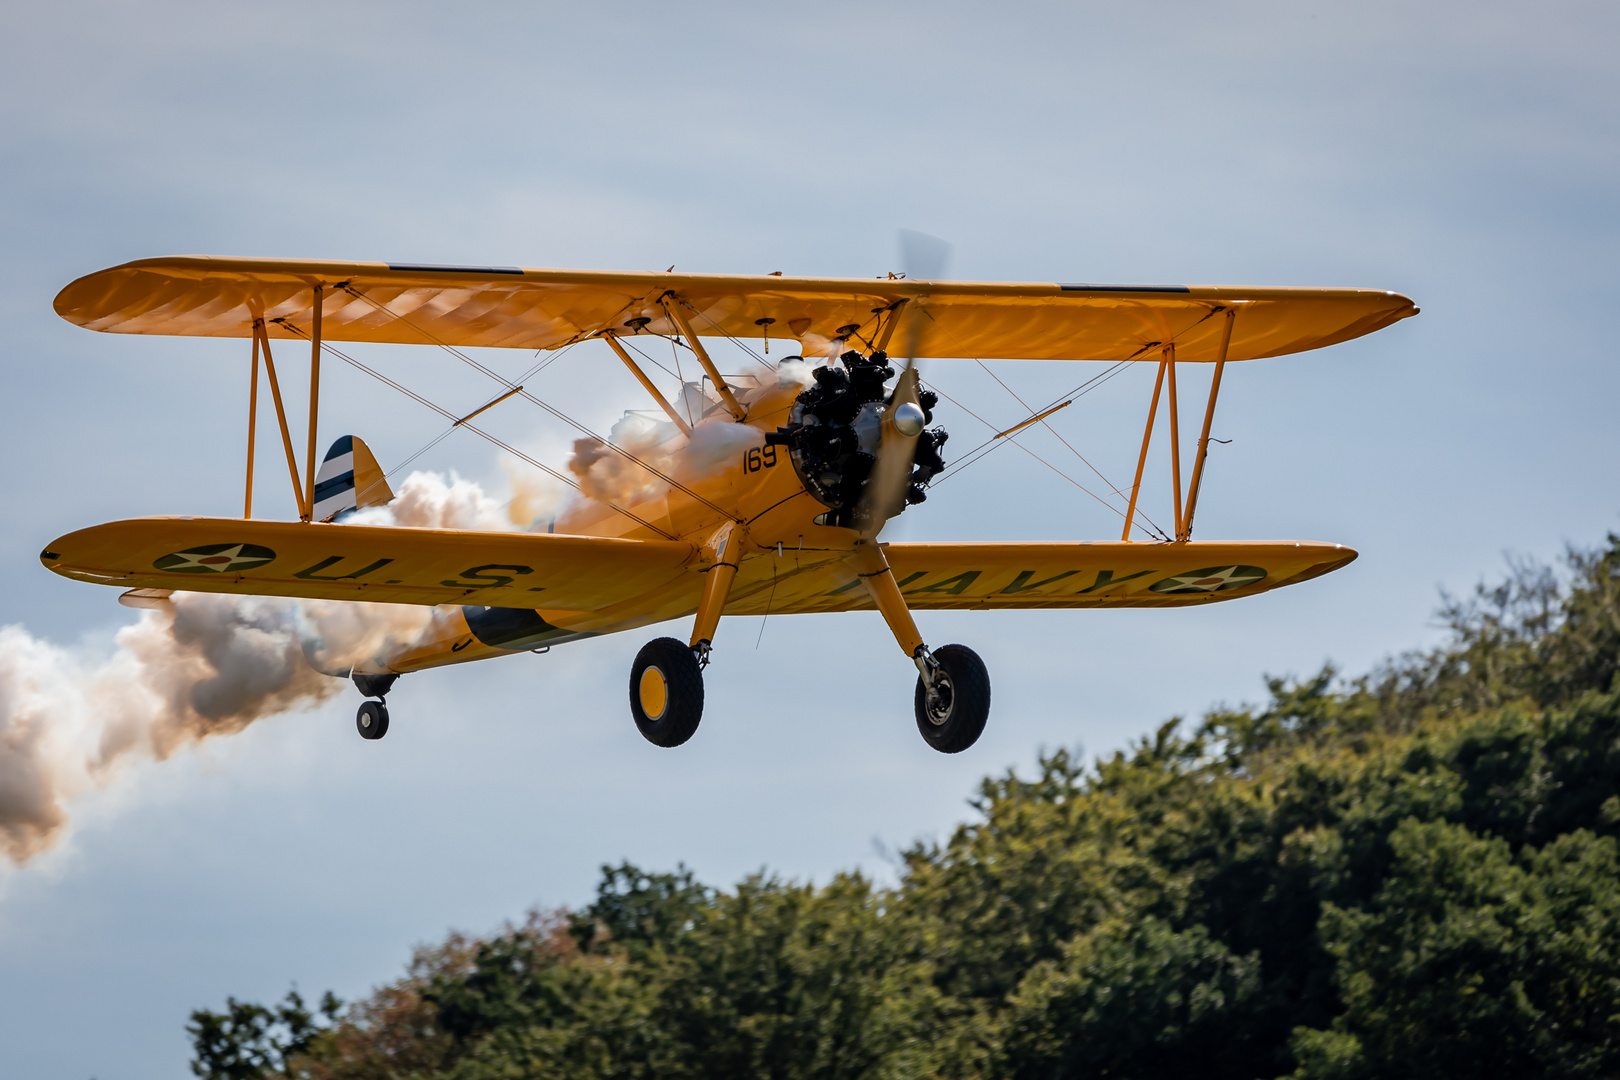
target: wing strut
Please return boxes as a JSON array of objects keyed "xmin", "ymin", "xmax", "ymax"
[
  {"xmin": 244, "ymin": 330, "xmax": 258, "ymax": 518},
  {"xmin": 251, "ymin": 319, "xmax": 308, "ymax": 517},
  {"xmin": 1181, "ymin": 307, "xmax": 1236, "ymax": 539},
  {"xmin": 601, "ymin": 333, "xmax": 693, "ymax": 435},
  {"xmin": 1121, "ymin": 350, "xmax": 1168, "ymax": 541},
  {"xmin": 302, "ymin": 284, "xmax": 323, "ymax": 522},
  {"xmin": 1167, "ymin": 344, "xmax": 1184, "ymax": 537},
  {"xmin": 663, "ymin": 298, "xmax": 747, "ymax": 421},
  {"xmin": 1120, "ymin": 307, "xmax": 1238, "ymax": 543}
]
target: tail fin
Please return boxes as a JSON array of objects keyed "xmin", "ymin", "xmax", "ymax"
[{"xmin": 312, "ymin": 435, "xmax": 395, "ymax": 522}]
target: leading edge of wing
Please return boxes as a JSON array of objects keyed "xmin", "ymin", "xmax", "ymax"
[
  {"xmin": 53, "ymin": 255, "xmax": 1417, "ymax": 362},
  {"xmin": 738, "ymin": 540, "xmax": 1358, "ymax": 615},
  {"xmin": 40, "ymin": 516, "xmax": 697, "ymax": 610}
]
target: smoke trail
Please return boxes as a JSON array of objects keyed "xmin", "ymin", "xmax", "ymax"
[
  {"xmin": 565, "ymin": 361, "xmax": 813, "ymax": 509},
  {"xmin": 345, "ymin": 469, "xmax": 516, "ymax": 531},
  {"xmin": 0, "ymin": 593, "xmax": 430, "ymax": 864},
  {"xmin": 1, "ymin": 354, "xmax": 816, "ymax": 863},
  {"xmin": 0, "ymin": 469, "xmax": 501, "ymax": 865}
]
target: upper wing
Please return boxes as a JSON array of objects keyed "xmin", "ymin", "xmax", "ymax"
[
  {"xmin": 722, "ymin": 540, "xmax": 1358, "ymax": 615},
  {"xmin": 41, "ymin": 517, "xmax": 696, "ymax": 610},
  {"xmin": 54, "ymin": 256, "xmax": 1417, "ymax": 363}
]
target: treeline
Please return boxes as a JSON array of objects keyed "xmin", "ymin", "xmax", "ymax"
[{"xmin": 192, "ymin": 536, "xmax": 1620, "ymax": 1079}]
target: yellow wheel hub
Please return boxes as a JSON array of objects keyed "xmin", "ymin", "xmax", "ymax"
[{"xmin": 638, "ymin": 665, "xmax": 669, "ymax": 721}]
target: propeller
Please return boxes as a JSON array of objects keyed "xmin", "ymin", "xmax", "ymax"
[{"xmin": 859, "ymin": 231, "xmax": 951, "ymax": 538}]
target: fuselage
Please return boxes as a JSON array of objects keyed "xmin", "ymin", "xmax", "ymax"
[{"xmin": 377, "ymin": 371, "xmax": 873, "ymax": 675}]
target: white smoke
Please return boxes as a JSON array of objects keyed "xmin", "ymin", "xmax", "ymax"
[
  {"xmin": 0, "ymin": 593, "xmax": 435, "ymax": 864},
  {"xmin": 345, "ymin": 470, "xmax": 513, "ymax": 532},
  {"xmin": 564, "ymin": 361, "xmax": 812, "ymax": 509},
  {"xmin": 0, "ymin": 352, "xmax": 815, "ymax": 863},
  {"xmin": 796, "ymin": 332, "xmax": 847, "ymax": 358},
  {"xmin": 0, "ymin": 468, "xmax": 511, "ymax": 865}
]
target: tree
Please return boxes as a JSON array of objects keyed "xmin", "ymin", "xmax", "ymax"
[
  {"xmin": 189, "ymin": 534, "xmax": 1620, "ymax": 1080},
  {"xmin": 188, "ymin": 989, "xmax": 340, "ymax": 1080}
]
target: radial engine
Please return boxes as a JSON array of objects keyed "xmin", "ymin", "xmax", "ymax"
[{"xmin": 764, "ymin": 349, "xmax": 948, "ymax": 530}]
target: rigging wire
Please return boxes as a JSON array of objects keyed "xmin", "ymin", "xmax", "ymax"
[
  {"xmin": 667, "ymin": 289, "xmax": 1168, "ymax": 539},
  {"xmin": 364, "ymin": 342, "xmax": 581, "ymax": 490},
  {"xmin": 272, "ymin": 322, "xmax": 675, "ymax": 539},
  {"xmin": 939, "ymin": 355, "xmax": 1138, "ymax": 480},
  {"xmin": 922, "ymin": 374, "xmax": 1163, "ymax": 535},
  {"xmin": 973, "ymin": 359, "xmax": 1131, "ymax": 504},
  {"xmin": 670, "ymin": 297, "xmax": 777, "ymax": 372},
  {"xmin": 667, "ymin": 328, "xmax": 694, "ymax": 426},
  {"xmin": 338, "ymin": 286, "xmax": 739, "ymax": 521}
]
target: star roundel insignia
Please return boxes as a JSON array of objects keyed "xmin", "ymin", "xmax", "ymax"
[
  {"xmin": 152, "ymin": 543, "xmax": 276, "ymax": 574},
  {"xmin": 1148, "ymin": 564, "xmax": 1267, "ymax": 594}
]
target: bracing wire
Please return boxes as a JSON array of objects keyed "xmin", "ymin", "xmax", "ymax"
[
  {"xmin": 338, "ymin": 287, "xmax": 740, "ymax": 521},
  {"xmin": 670, "ymin": 297, "xmax": 778, "ymax": 372},
  {"xmin": 922, "ymin": 374, "xmax": 1165, "ymax": 536},
  {"xmin": 972, "ymin": 358, "xmax": 1132, "ymax": 503},
  {"xmin": 923, "ymin": 365, "xmax": 1172, "ymax": 541},
  {"xmin": 367, "ymin": 342, "xmax": 582, "ymax": 489},
  {"xmin": 273, "ymin": 321, "xmax": 676, "ymax": 539}
]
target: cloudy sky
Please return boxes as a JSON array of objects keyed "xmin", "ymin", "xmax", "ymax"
[{"xmin": 2, "ymin": 2, "xmax": 1617, "ymax": 1076}]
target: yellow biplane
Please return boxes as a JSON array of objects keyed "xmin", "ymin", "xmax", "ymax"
[{"xmin": 43, "ymin": 255, "xmax": 1416, "ymax": 752}]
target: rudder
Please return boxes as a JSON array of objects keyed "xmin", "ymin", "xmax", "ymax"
[{"xmin": 312, "ymin": 435, "xmax": 395, "ymax": 522}]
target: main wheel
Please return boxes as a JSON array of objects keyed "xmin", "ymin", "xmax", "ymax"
[
  {"xmin": 630, "ymin": 637, "xmax": 705, "ymax": 747},
  {"xmin": 914, "ymin": 644, "xmax": 990, "ymax": 753},
  {"xmin": 356, "ymin": 700, "xmax": 390, "ymax": 740}
]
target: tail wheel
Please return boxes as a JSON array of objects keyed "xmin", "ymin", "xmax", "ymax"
[
  {"xmin": 630, "ymin": 637, "xmax": 705, "ymax": 747},
  {"xmin": 356, "ymin": 700, "xmax": 390, "ymax": 740},
  {"xmin": 914, "ymin": 644, "xmax": 990, "ymax": 753}
]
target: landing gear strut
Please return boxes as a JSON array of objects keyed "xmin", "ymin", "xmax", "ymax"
[
  {"xmin": 629, "ymin": 525, "xmax": 737, "ymax": 748},
  {"xmin": 849, "ymin": 539, "xmax": 992, "ymax": 753}
]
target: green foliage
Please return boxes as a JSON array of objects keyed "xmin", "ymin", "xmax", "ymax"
[
  {"xmin": 194, "ymin": 535, "xmax": 1620, "ymax": 1079},
  {"xmin": 1294, "ymin": 821, "xmax": 1620, "ymax": 1079},
  {"xmin": 1002, "ymin": 917, "xmax": 1263, "ymax": 1078},
  {"xmin": 188, "ymin": 989, "xmax": 341, "ymax": 1080}
]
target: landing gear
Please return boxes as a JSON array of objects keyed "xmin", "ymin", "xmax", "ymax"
[
  {"xmin": 352, "ymin": 672, "xmax": 396, "ymax": 741},
  {"xmin": 356, "ymin": 699, "xmax": 390, "ymax": 740},
  {"xmin": 627, "ymin": 524, "xmax": 730, "ymax": 747},
  {"xmin": 914, "ymin": 644, "xmax": 990, "ymax": 753},
  {"xmin": 629, "ymin": 637, "xmax": 705, "ymax": 747},
  {"xmin": 841, "ymin": 540, "xmax": 993, "ymax": 754}
]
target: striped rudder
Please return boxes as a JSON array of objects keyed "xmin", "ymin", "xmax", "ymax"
[{"xmin": 312, "ymin": 435, "xmax": 395, "ymax": 522}]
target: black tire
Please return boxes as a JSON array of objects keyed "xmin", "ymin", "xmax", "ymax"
[
  {"xmin": 914, "ymin": 643, "xmax": 990, "ymax": 753},
  {"xmin": 356, "ymin": 700, "xmax": 390, "ymax": 740},
  {"xmin": 629, "ymin": 637, "xmax": 704, "ymax": 747}
]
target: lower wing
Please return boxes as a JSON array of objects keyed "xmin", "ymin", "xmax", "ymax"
[
  {"xmin": 725, "ymin": 540, "xmax": 1357, "ymax": 614},
  {"xmin": 40, "ymin": 517, "xmax": 696, "ymax": 611}
]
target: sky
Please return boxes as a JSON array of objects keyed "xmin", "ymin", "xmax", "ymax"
[{"xmin": 2, "ymin": 1, "xmax": 1617, "ymax": 1076}]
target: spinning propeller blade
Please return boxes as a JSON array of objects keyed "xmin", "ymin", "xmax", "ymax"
[{"xmin": 859, "ymin": 231, "xmax": 951, "ymax": 538}]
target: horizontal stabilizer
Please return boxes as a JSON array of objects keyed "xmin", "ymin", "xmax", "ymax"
[{"xmin": 118, "ymin": 587, "xmax": 173, "ymax": 611}]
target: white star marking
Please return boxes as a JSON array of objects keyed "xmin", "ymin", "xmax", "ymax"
[{"xmin": 159, "ymin": 545, "xmax": 273, "ymax": 573}]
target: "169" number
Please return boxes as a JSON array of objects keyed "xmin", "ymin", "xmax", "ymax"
[{"xmin": 742, "ymin": 445, "xmax": 778, "ymax": 473}]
